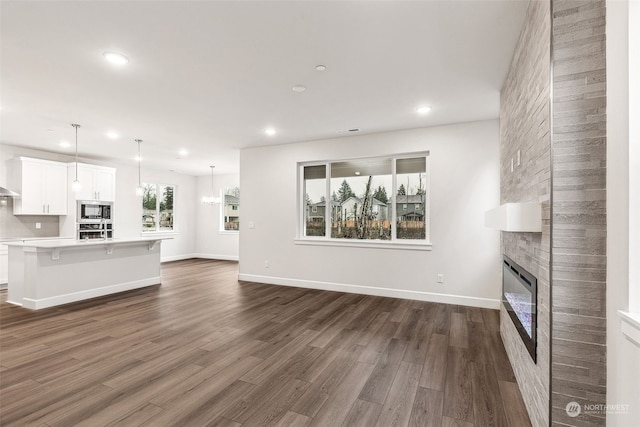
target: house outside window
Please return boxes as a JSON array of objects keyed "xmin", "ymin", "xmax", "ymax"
[
  {"xmin": 222, "ymin": 187, "xmax": 240, "ymax": 231},
  {"xmin": 142, "ymin": 183, "xmax": 175, "ymax": 232},
  {"xmin": 300, "ymin": 153, "xmax": 429, "ymax": 243}
]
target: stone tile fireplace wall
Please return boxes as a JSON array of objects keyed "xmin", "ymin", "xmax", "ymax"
[
  {"xmin": 499, "ymin": 1, "xmax": 552, "ymax": 426},
  {"xmin": 500, "ymin": 1, "xmax": 608, "ymax": 426},
  {"xmin": 551, "ymin": 0, "xmax": 607, "ymax": 425}
]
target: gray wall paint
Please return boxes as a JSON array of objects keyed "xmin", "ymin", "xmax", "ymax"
[
  {"xmin": 551, "ymin": 0, "xmax": 607, "ymax": 425},
  {"xmin": 499, "ymin": 1, "xmax": 551, "ymax": 426},
  {"xmin": 0, "ymin": 198, "xmax": 59, "ymax": 239}
]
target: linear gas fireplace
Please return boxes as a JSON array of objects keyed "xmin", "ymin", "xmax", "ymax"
[{"xmin": 503, "ymin": 255, "xmax": 537, "ymax": 362}]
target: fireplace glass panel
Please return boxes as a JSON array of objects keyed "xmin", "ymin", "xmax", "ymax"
[{"xmin": 502, "ymin": 256, "xmax": 537, "ymax": 362}]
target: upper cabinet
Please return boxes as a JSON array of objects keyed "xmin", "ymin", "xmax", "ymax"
[
  {"xmin": 69, "ymin": 163, "xmax": 116, "ymax": 201},
  {"xmin": 12, "ymin": 157, "xmax": 68, "ymax": 215}
]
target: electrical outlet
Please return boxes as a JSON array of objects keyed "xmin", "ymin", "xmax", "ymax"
[
  {"xmin": 35, "ymin": 222, "xmax": 41, "ymax": 229},
  {"xmin": 264, "ymin": 260, "xmax": 270, "ymax": 268},
  {"xmin": 437, "ymin": 274, "xmax": 444, "ymax": 283},
  {"xmin": 249, "ymin": 221, "xmax": 255, "ymax": 229}
]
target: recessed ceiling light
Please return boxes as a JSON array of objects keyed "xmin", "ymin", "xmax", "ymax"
[
  {"xmin": 106, "ymin": 131, "xmax": 119, "ymax": 139},
  {"xmin": 354, "ymin": 171, "xmax": 361, "ymax": 176},
  {"xmin": 103, "ymin": 51, "xmax": 129, "ymax": 65},
  {"xmin": 59, "ymin": 140, "xmax": 71, "ymax": 148},
  {"xmin": 292, "ymin": 85, "xmax": 307, "ymax": 93},
  {"xmin": 179, "ymin": 149, "xmax": 189, "ymax": 156},
  {"xmin": 415, "ymin": 106, "xmax": 432, "ymax": 114},
  {"xmin": 315, "ymin": 65, "xmax": 327, "ymax": 71},
  {"xmin": 265, "ymin": 128, "xmax": 276, "ymax": 136}
]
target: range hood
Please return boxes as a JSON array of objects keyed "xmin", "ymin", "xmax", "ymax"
[{"xmin": 0, "ymin": 186, "xmax": 20, "ymax": 197}]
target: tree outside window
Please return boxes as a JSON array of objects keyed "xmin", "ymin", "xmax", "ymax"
[
  {"xmin": 301, "ymin": 153, "xmax": 429, "ymax": 242},
  {"xmin": 222, "ymin": 187, "xmax": 240, "ymax": 231},
  {"xmin": 142, "ymin": 183, "xmax": 175, "ymax": 232}
]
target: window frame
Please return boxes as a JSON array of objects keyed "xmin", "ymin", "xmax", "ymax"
[
  {"xmin": 297, "ymin": 152, "xmax": 431, "ymax": 250},
  {"xmin": 141, "ymin": 182, "xmax": 176, "ymax": 234}
]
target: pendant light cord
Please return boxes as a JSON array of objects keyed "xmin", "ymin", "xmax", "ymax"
[
  {"xmin": 136, "ymin": 140, "xmax": 142, "ymax": 187},
  {"xmin": 210, "ymin": 165, "xmax": 215, "ymax": 196},
  {"xmin": 72, "ymin": 124, "xmax": 80, "ymax": 180}
]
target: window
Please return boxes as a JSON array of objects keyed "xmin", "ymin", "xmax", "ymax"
[
  {"xmin": 300, "ymin": 153, "xmax": 429, "ymax": 244},
  {"xmin": 142, "ymin": 183, "xmax": 175, "ymax": 232},
  {"xmin": 222, "ymin": 187, "xmax": 240, "ymax": 231}
]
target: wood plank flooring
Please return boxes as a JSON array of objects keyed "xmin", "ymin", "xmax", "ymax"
[{"xmin": 0, "ymin": 259, "xmax": 531, "ymax": 426}]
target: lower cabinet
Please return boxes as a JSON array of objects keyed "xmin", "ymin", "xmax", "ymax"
[{"xmin": 0, "ymin": 244, "xmax": 7, "ymax": 285}]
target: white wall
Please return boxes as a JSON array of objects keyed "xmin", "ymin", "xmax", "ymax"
[
  {"xmin": 194, "ymin": 173, "xmax": 240, "ymax": 260},
  {"xmin": 606, "ymin": 1, "xmax": 640, "ymax": 425},
  {"xmin": 0, "ymin": 144, "xmax": 197, "ymax": 262},
  {"xmin": 239, "ymin": 120, "xmax": 501, "ymax": 308},
  {"xmin": 114, "ymin": 162, "xmax": 197, "ymax": 262}
]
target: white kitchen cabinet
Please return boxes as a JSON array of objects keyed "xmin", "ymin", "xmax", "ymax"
[
  {"xmin": 0, "ymin": 244, "xmax": 7, "ymax": 285},
  {"xmin": 69, "ymin": 163, "xmax": 116, "ymax": 201},
  {"xmin": 12, "ymin": 157, "xmax": 68, "ymax": 215}
]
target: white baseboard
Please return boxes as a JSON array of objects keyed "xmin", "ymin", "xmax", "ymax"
[
  {"xmin": 192, "ymin": 253, "xmax": 239, "ymax": 262},
  {"xmin": 237, "ymin": 274, "xmax": 500, "ymax": 309},
  {"xmin": 162, "ymin": 253, "xmax": 199, "ymax": 262},
  {"xmin": 19, "ymin": 277, "xmax": 161, "ymax": 310},
  {"xmin": 161, "ymin": 253, "xmax": 239, "ymax": 262}
]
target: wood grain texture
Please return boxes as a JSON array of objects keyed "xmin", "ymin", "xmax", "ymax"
[
  {"xmin": 409, "ymin": 387, "xmax": 444, "ymax": 427},
  {"xmin": 0, "ymin": 259, "xmax": 530, "ymax": 426}
]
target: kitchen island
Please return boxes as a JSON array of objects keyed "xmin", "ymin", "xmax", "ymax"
[{"xmin": 5, "ymin": 237, "xmax": 169, "ymax": 310}]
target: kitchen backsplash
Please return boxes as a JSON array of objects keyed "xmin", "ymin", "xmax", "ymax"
[{"xmin": 0, "ymin": 198, "xmax": 59, "ymax": 239}]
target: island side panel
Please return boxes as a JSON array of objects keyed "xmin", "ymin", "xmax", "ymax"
[
  {"xmin": 21, "ymin": 241, "xmax": 162, "ymax": 309},
  {"xmin": 7, "ymin": 246, "xmax": 26, "ymax": 306}
]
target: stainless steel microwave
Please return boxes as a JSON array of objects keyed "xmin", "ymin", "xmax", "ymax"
[{"xmin": 77, "ymin": 200, "xmax": 113, "ymax": 223}]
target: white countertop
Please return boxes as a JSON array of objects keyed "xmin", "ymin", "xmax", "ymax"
[{"xmin": 3, "ymin": 236, "xmax": 171, "ymax": 249}]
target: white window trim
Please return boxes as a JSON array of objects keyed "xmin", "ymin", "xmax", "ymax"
[
  {"xmin": 298, "ymin": 152, "xmax": 430, "ymax": 248},
  {"xmin": 294, "ymin": 238, "xmax": 431, "ymax": 251}
]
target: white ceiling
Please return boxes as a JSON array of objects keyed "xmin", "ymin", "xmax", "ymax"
[{"xmin": 0, "ymin": 0, "xmax": 528, "ymax": 176}]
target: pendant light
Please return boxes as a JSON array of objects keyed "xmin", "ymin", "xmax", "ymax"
[
  {"xmin": 135, "ymin": 139, "xmax": 144, "ymax": 196},
  {"xmin": 71, "ymin": 123, "xmax": 81, "ymax": 192},
  {"xmin": 202, "ymin": 165, "xmax": 219, "ymax": 204}
]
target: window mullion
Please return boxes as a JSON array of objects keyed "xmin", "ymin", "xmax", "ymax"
[
  {"xmin": 391, "ymin": 158, "xmax": 397, "ymax": 241},
  {"xmin": 325, "ymin": 162, "xmax": 331, "ymax": 239}
]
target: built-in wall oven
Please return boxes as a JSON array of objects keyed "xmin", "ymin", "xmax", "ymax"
[
  {"xmin": 77, "ymin": 200, "xmax": 113, "ymax": 223},
  {"xmin": 77, "ymin": 201, "xmax": 114, "ymax": 239}
]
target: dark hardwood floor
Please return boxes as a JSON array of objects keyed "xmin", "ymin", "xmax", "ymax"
[{"xmin": 0, "ymin": 259, "xmax": 531, "ymax": 426}]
